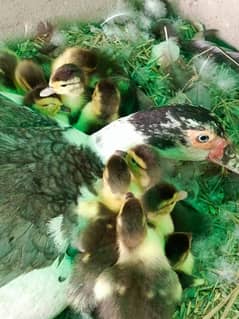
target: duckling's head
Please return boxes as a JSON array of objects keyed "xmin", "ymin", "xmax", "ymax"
[
  {"xmin": 68, "ymin": 47, "xmax": 98, "ymax": 73},
  {"xmin": 165, "ymin": 232, "xmax": 194, "ymax": 274},
  {"xmin": 100, "ymin": 153, "xmax": 131, "ymax": 213},
  {"xmin": 103, "ymin": 153, "xmax": 131, "ymax": 195},
  {"xmin": 142, "ymin": 182, "xmax": 187, "ymax": 216},
  {"xmin": 126, "ymin": 144, "xmax": 161, "ymax": 190},
  {"xmin": 41, "ymin": 64, "xmax": 85, "ymax": 97},
  {"xmin": 92, "ymin": 79, "xmax": 120, "ymax": 120},
  {"xmin": 117, "ymin": 193, "xmax": 147, "ymax": 250},
  {"xmin": 24, "ymin": 84, "xmax": 67, "ymax": 117}
]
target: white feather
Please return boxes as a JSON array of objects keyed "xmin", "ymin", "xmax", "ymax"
[
  {"xmin": 91, "ymin": 117, "xmax": 146, "ymax": 163},
  {"xmin": 144, "ymin": 0, "xmax": 167, "ymax": 18},
  {"xmin": 47, "ymin": 215, "xmax": 68, "ymax": 252}
]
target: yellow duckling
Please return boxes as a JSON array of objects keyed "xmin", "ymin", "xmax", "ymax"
[
  {"xmin": 125, "ymin": 144, "xmax": 161, "ymax": 195},
  {"xmin": 93, "ymin": 193, "xmax": 182, "ymax": 319},
  {"xmin": 24, "ymin": 84, "xmax": 70, "ymax": 126},
  {"xmin": 40, "ymin": 63, "xmax": 87, "ymax": 121},
  {"xmin": 142, "ymin": 182, "xmax": 187, "ymax": 237},
  {"xmin": 74, "ymin": 152, "xmax": 132, "ymax": 229},
  {"xmin": 74, "ymin": 79, "xmax": 120, "ymax": 134}
]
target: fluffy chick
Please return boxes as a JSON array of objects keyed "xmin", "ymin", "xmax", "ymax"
[{"xmin": 93, "ymin": 193, "xmax": 182, "ymax": 319}]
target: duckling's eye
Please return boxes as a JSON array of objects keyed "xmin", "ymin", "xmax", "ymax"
[
  {"xmin": 130, "ymin": 157, "xmax": 143, "ymax": 169},
  {"xmin": 197, "ymin": 135, "xmax": 210, "ymax": 143},
  {"xmin": 61, "ymin": 84, "xmax": 68, "ymax": 87}
]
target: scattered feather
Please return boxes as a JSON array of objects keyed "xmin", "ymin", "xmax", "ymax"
[
  {"xmin": 151, "ymin": 39, "xmax": 180, "ymax": 67},
  {"xmin": 144, "ymin": 0, "xmax": 167, "ymax": 19}
]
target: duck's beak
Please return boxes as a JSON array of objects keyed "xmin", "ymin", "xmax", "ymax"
[
  {"xmin": 210, "ymin": 143, "xmax": 239, "ymax": 175},
  {"xmin": 40, "ymin": 86, "xmax": 56, "ymax": 97}
]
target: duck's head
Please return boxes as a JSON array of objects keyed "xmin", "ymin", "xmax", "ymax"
[
  {"xmin": 92, "ymin": 104, "xmax": 235, "ymax": 170},
  {"xmin": 24, "ymin": 85, "xmax": 69, "ymax": 117},
  {"xmin": 117, "ymin": 193, "xmax": 147, "ymax": 250},
  {"xmin": 128, "ymin": 105, "xmax": 228, "ymax": 162},
  {"xmin": 92, "ymin": 79, "xmax": 120, "ymax": 120},
  {"xmin": 40, "ymin": 64, "xmax": 85, "ymax": 97}
]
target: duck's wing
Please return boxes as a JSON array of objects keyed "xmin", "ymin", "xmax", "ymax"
[{"xmin": 0, "ymin": 96, "xmax": 103, "ymax": 287}]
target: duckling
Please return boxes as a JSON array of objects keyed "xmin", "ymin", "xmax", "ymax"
[
  {"xmin": 125, "ymin": 144, "xmax": 161, "ymax": 195},
  {"xmin": 14, "ymin": 59, "xmax": 47, "ymax": 93},
  {"xmin": 24, "ymin": 84, "xmax": 70, "ymax": 126},
  {"xmin": 0, "ymin": 100, "xmax": 235, "ymax": 319},
  {"xmin": 68, "ymin": 205, "xmax": 118, "ymax": 314},
  {"xmin": 0, "ymin": 50, "xmax": 18, "ymax": 88},
  {"xmin": 165, "ymin": 232, "xmax": 199, "ymax": 289},
  {"xmin": 142, "ymin": 182, "xmax": 187, "ymax": 237},
  {"xmin": 165, "ymin": 232, "xmax": 194, "ymax": 275},
  {"xmin": 93, "ymin": 193, "xmax": 182, "ymax": 319},
  {"xmin": 75, "ymin": 151, "xmax": 131, "ymax": 228},
  {"xmin": 74, "ymin": 79, "xmax": 120, "ymax": 134},
  {"xmin": 68, "ymin": 154, "xmax": 130, "ymax": 313},
  {"xmin": 52, "ymin": 47, "xmax": 97, "ymax": 77},
  {"xmin": 40, "ymin": 63, "xmax": 87, "ymax": 121}
]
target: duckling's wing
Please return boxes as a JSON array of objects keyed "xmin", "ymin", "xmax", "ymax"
[
  {"xmin": 0, "ymin": 97, "xmax": 103, "ymax": 287},
  {"xmin": 0, "ymin": 94, "xmax": 58, "ymax": 128}
]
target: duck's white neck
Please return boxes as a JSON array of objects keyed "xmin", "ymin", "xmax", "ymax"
[{"xmin": 90, "ymin": 117, "xmax": 146, "ymax": 163}]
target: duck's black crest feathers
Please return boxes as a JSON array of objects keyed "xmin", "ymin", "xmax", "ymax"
[
  {"xmin": 130, "ymin": 104, "xmax": 224, "ymax": 135},
  {"xmin": 0, "ymin": 95, "xmax": 103, "ymax": 286}
]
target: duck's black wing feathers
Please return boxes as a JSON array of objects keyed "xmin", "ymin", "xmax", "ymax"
[{"xmin": 0, "ymin": 96, "xmax": 103, "ymax": 286}]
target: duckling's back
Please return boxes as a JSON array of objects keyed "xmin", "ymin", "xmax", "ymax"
[{"xmin": 95, "ymin": 263, "xmax": 181, "ymax": 319}]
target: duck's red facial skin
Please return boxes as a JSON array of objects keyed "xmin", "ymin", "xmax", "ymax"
[
  {"xmin": 207, "ymin": 137, "xmax": 229, "ymax": 161},
  {"xmin": 186, "ymin": 129, "xmax": 229, "ymax": 161}
]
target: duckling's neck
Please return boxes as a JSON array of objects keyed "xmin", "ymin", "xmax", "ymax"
[{"xmin": 90, "ymin": 116, "xmax": 146, "ymax": 163}]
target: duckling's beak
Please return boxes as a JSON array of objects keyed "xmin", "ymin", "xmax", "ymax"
[
  {"xmin": 210, "ymin": 143, "xmax": 239, "ymax": 175},
  {"xmin": 40, "ymin": 86, "xmax": 56, "ymax": 97},
  {"xmin": 174, "ymin": 191, "xmax": 188, "ymax": 202}
]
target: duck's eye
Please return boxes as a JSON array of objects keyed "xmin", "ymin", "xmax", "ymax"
[
  {"xmin": 197, "ymin": 135, "xmax": 210, "ymax": 143},
  {"xmin": 61, "ymin": 84, "xmax": 67, "ymax": 87}
]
